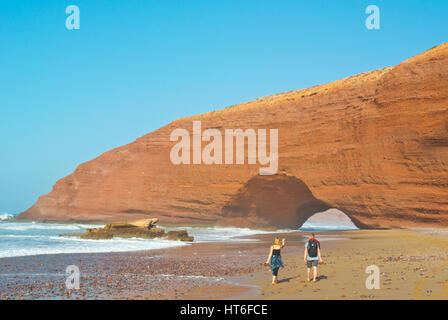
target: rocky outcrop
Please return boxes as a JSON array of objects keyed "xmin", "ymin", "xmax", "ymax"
[
  {"xmin": 60, "ymin": 218, "xmax": 194, "ymax": 241},
  {"xmin": 166, "ymin": 230, "xmax": 194, "ymax": 242},
  {"xmin": 19, "ymin": 43, "xmax": 448, "ymax": 229},
  {"xmin": 127, "ymin": 218, "xmax": 159, "ymax": 229}
]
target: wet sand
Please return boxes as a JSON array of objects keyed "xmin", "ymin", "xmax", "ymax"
[
  {"xmin": 1, "ymin": 229, "xmax": 447, "ymax": 300},
  {"xmin": 244, "ymin": 229, "xmax": 448, "ymax": 300}
]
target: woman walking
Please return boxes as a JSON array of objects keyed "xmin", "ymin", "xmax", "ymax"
[{"xmin": 265, "ymin": 237, "xmax": 285, "ymax": 284}]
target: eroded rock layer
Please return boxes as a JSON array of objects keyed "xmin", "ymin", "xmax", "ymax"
[
  {"xmin": 18, "ymin": 44, "xmax": 448, "ymax": 229},
  {"xmin": 60, "ymin": 218, "xmax": 194, "ymax": 241}
]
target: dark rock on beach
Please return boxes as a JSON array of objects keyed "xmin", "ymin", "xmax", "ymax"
[
  {"xmin": 60, "ymin": 218, "xmax": 194, "ymax": 242},
  {"xmin": 167, "ymin": 230, "xmax": 194, "ymax": 242}
]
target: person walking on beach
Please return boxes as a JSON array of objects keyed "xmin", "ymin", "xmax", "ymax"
[
  {"xmin": 304, "ymin": 233, "xmax": 322, "ymax": 282},
  {"xmin": 265, "ymin": 237, "xmax": 286, "ymax": 285}
]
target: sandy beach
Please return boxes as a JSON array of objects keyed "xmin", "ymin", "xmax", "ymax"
[
  {"xmin": 1, "ymin": 229, "xmax": 447, "ymax": 300},
  {"xmin": 245, "ymin": 229, "xmax": 448, "ymax": 300}
]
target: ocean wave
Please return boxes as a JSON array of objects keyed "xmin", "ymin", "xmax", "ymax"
[
  {"xmin": 0, "ymin": 213, "xmax": 14, "ymax": 221},
  {"xmin": 0, "ymin": 236, "xmax": 188, "ymax": 258},
  {"xmin": 152, "ymin": 274, "xmax": 225, "ymax": 281},
  {"xmin": 0, "ymin": 234, "xmax": 51, "ymax": 239},
  {"xmin": 0, "ymin": 222, "xmax": 297, "ymax": 259},
  {"xmin": 0, "ymin": 221, "xmax": 102, "ymax": 232},
  {"xmin": 165, "ymin": 226, "xmax": 296, "ymax": 243},
  {"xmin": 299, "ymin": 222, "xmax": 358, "ymax": 231}
]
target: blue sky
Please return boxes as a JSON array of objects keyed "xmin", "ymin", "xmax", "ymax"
[{"xmin": 0, "ymin": 0, "xmax": 447, "ymax": 214}]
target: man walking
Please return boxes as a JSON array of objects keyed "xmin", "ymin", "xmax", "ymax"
[{"xmin": 304, "ymin": 233, "xmax": 323, "ymax": 282}]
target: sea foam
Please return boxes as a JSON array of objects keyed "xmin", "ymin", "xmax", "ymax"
[
  {"xmin": 0, "ymin": 220, "xmax": 293, "ymax": 258},
  {"xmin": 0, "ymin": 213, "xmax": 14, "ymax": 221}
]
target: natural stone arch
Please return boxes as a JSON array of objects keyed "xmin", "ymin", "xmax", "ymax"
[
  {"xmin": 300, "ymin": 208, "xmax": 359, "ymax": 230},
  {"xmin": 219, "ymin": 174, "xmax": 368, "ymax": 229}
]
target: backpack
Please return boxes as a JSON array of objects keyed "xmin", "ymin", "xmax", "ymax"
[{"xmin": 307, "ymin": 239, "xmax": 318, "ymax": 257}]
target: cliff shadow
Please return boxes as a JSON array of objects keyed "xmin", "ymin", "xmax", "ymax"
[{"xmin": 220, "ymin": 174, "xmax": 365, "ymax": 229}]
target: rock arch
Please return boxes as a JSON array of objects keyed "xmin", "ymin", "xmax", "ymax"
[{"xmin": 300, "ymin": 208, "xmax": 359, "ymax": 230}]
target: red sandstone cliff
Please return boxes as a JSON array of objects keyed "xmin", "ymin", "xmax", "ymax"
[{"xmin": 18, "ymin": 43, "xmax": 448, "ymax": 229}]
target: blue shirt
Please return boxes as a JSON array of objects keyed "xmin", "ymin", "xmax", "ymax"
[{"xmin": 305, "ymin": 241, "xmax": 319, "ymax": 261}]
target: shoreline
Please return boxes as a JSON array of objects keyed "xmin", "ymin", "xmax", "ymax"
[
  {"xmin": 0, "ymin": 218, "xmax": 299, "ymax": 259},
  {"xmin": 1, "ymin": 229, "xmax": 448, "ymax": 300}
]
